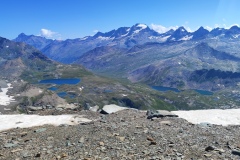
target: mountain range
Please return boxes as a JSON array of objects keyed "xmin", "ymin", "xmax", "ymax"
[
  {"xmin": 14, "ymin": 24, "xmax": 240, "ymax": 63},
  {"xmin": 13, "ymin": 23, "xmax": 240, "ymax": 91}
]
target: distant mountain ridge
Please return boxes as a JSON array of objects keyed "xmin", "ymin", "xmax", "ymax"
[
  {"xmin": 14, "ymin": 23, "xmax": 240, "ymax": 63},
  {"xmin": 14, "ymin": 33, "xmax": 54, "ymax": 50}
]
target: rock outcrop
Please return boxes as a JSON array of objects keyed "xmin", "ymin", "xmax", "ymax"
[
  {"xmin": 146, "ymin": 110, "xmax": 178, "ymax": 119},
  {"xmin": 100, "ymin": 104, "xmax": 129, "ymax": 114}
]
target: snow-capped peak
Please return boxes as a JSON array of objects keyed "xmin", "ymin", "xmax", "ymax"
[
  {"xmin": 177, "ymin": 26, "xmax": 187, "ymax": 32},
  {"xmin": 131, "ymin": 23, "xmax": 149, "ymax": 34},
  {"xmin": 137, "ymin": 24, "xmax": 147, "ymax": 29}
]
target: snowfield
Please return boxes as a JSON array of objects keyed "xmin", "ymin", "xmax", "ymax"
[
  {"xmin": 0, "ymin": 114, "xmax": 92, "ymax": 131},
  {"xmin": 0, "ymin": 83, "xmax": 15, "ymax": 105},
  {"xmin": 173, "ymin": 109, "xmax": 240, "ymax": 126},
  {"xmin": 1, "ymin": 107, "xmax": 240, "ymax": 131}
]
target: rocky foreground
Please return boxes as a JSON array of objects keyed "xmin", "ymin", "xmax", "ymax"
[{"xmin": 1, "ymin": 109, "xmax": 240, "ymax": 160}]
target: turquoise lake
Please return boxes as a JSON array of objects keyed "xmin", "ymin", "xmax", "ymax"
[
  {"xmin": 151, "ymin": 86, "xmax": 213, "ymax": 96},
  {"xmin": 39, "ymin": 78, "xmax": 80, "ymax": 85},
  {"xmin": 39, "ymin": 78, "xmax": 80, "ymax": 98}
]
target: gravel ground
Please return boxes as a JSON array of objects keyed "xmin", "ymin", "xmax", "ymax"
[{"xmin": 0, "ymin": 110, "xmax": 240, "ymax": 159}]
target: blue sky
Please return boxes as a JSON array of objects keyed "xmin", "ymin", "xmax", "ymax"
[{"xmin": 1, "ymin": 0, "xmax": 240, "ymax": 40}]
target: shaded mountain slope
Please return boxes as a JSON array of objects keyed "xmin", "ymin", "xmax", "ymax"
[
  {"xmin": 0, "ymin": 36, "xmax": 56, "ymax": 80},
  {"xmin": 129, "ymin": 43, "xmax": 240, "ymax": 91}
]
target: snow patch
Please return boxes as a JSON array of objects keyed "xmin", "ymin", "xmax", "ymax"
[
  {"xmin": 179, "ymin": 35, "xmax": 193, "ymax": 41},
  {"xmin": 148, "ymin": 35, "xmax": 170, "ymax": 42},
  {"xmin": 133, "ymin": 24, "xmax": 147, "ymax": 34},
  {"xmin": 220, "ymin": 34, "xmax": 225, "ymax": 37},
  {"xmin": 121, "ymin": 32, "xmax": 129, "ymax": 37},
  {"xmin": 148, "ymin": 36, "xmax": 156, "ymax": 40},
  {"xmin": 233, "ymin": 34, "xmax": 240, "ymax": 38},
  {"xmin": 133, "ymin": 29, "xmax": 142, "ymax": 34},
  {"xmin": 173, "ymin": 109, "xmax": 240, "ymax": 126},
  {"xmin": 160, "ymin": 35, "xmax": 171, "ymax": 41},
  {"xmin": 211, "ymin": 37, "xmax": 219, "ymax": 40},
  {"xmin": 0, "ymin": 83, "xmax": 15, "ymax": 105},
  {"xmin": 150, "ymin": 24, "xmax": 178, "ymax": 34},
  {"xmin": 97, "ymin": 36, "xmax": 112, "ymax": 40},
  {"xmin": 0, "ymin": 114, "xmax": 92, "ymax": 131},
  {"xmin": 80, "ymin": 36, "xmax": 89, "ymax": 40},
  {"xmin": 137, "ymin": 24, "xmax": 147, "ymax": 29}
]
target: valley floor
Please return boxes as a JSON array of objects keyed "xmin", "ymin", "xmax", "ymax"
[{"xmin": 0, "ymin": 109, "xmax": 240, "ymax": 159}]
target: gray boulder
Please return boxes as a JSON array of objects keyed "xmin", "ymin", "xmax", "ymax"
[
  {"xmin": 46, "ymin": 105, "xmax": 53, "ymax": 109},
  {"xmin": 0, "ymin": 80, "xmax": 8, "ymax": 88},
  {"xmin": 199, "ymin": 122, "xmax": 212, "ymax": 127},
  {"xmin": 84, "ymin": 103, "xmax": 91, "ymax": 110},
  {"xmin": 232, "ymin": 150, "xmax": 240, "ymax": 156},
  {"xmin": 89, "ymin": 105, "xmax": 99, "ymax": 112},
  {"xmin": 147, "ymin": 110, "xmax": 178, "ymax": 119},
  {"xmin": 27, "ymin": 106, "xmax": 43, "ymax": 111},
  {"xmin": 56, "ymin": 104, "xmax": 78, "ymax": 110},
  {"xmin": 100, "ymin": 104, "xmax": 128, "ymax": 114}
]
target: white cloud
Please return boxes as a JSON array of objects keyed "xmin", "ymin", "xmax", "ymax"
[
  {"xmin": 93, "ymin": 29, "xmax": 99, "ymax": 33},
  {"xmin": 183, "ymin": 21, "xmax": 197, "ymax": 32},
  {"xmin": 184, "ymin": 26, "xmax": 193, "ymax": 32},
  {"xmin": 150, "ymin": 23, "xmax": 178, "ymax": 33},
  {"xmin": 214, "ymin": 24, "xmax": 220, "ymax": 28},
  {"xmin": 205, "ymin": 26, "xmax": 213, "ymax": 31},
  {"xmin": 40, "ymin": 28, "xmax": 57, "ymax": 38},
  {"xmin": 214, "ymin": 23, "xmax": 239, "ymax": 29},
  {"xmin": 151, "ymin": 23, "xmax": 198, "ymax": 33},
  {"xmin": 226, "ymin": 24, "xmax": 239, "ymax": 29},
  {"xmin": 39, "ymin": 28, "xmax": 62, "ymax": 40}
]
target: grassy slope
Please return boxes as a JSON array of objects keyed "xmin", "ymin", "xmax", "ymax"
[{"xmin": 18, "ymin": 63, "xmax": 175, "ymax": 110}]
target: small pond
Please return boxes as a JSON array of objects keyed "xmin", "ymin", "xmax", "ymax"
[
  {"xmin": 194, "ymin": 89, "xmax": 213, "ymax": 96},
  {"xmin": 57, "ymin": 92, "xmax": 67, "ymax": 98},
  {"xmin": 48, "ymin": 87, "xmax": 58, "ymax": 91}
]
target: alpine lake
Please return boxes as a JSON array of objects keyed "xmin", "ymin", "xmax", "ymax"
[
  {"xmin": 39, "ymin": 78, "xmax": 81, "ymax": 98},
  {"xmin": 39, "ymin": 78, "xmax": 213, "ymax": 98},
  {"xmin": 151, "ymin": 86, "xmax": 213, "ymax": 96}
]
